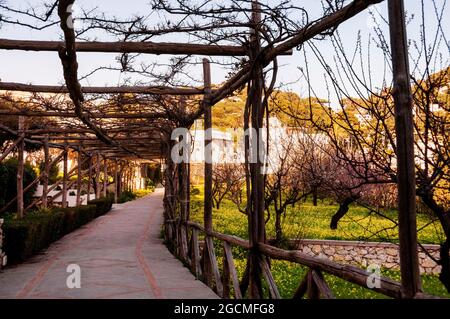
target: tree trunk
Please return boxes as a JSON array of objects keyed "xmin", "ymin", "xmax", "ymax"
[
  {"xmin": 312, "ymin": 187, "xmax": 318, "ymax": 206},
  {"xmin": 330, "ymin": 197, "xmax": 357, "ymax": 230},
  {"xmin": 275, "ymin": 211, "xmax": 283, "ymax": 244}
]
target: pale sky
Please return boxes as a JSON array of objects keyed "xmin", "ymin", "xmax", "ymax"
[{"xmin": 0, "ymin": 0, "xmax": 448, "ymax": 108}]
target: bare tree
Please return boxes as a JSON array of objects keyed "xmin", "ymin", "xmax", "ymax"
[{"xmin": 212, "ymin": 163, "xmax": 245, "ymax": 209}]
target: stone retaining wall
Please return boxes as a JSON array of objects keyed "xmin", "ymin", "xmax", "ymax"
[
  {"xmin": 0, "ymin": 219, "xmax": 6, "ymax": 270},
  {"xmin": 292, "ymin": 239, "xmax": 441, "ymax": 274}
]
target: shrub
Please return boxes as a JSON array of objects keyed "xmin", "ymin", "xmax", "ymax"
[
  {"xmin": 62, "ymin": 205, "xmax": 98, "ymax": 233},
  {"xmin": 0, "ymin": 158, "xmax": 37, "ymax": 211},
  {"xmin": 88, "ymin": 194, "xmax": 114, "ymax": 217},
  {"xmin": 3, "ymin": 209, "xmax": 66, "ymax": 263},
  {"xmin": 38, "ymin": 160, "xmax": 59, "ymax": 184},
  {"xmin": 118, "ymin": 190, "xmax": 137, "ymax": 203},
  {"xmin": 135, "ymin": 189, "xmax": 154, "ymax": 198},
  {"xmin": 3, "ymin": 199, "xmax": 113, "ymax": 264},
  {"xmin": 144, "ymin": 164, "xmax": 162, "ymax": 185}
]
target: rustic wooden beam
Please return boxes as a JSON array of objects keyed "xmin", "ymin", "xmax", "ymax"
[
  {"xmin": 42, "ymin": 136, "xmax": 50, "ymax": 208},
  {"xmin": 223, "ymin": 241, "xmax": 242, "ymax": 299},
  {"xmin": 191, "ymin": 228, "xmax": 202, "ymax": 279},
  {"xmin": 35, "ymin": 157, "xmax": 90, "ymax": 209},
  {"xmin": 0, "ymin": 38, "xmax": 250, "ymax": 56},
  {"xmin": 0, "ymin": 122, "xmax": 100, "ymax": 151},
  {"xmin": 87, "ymin": 154, "xmax": 92, "ymax": 202},
  {"xmin": 307, "ymin": 270, "xmax": 320, "ymax": 299},
  {"xmin": 388, "ymin": 0, "xmax": 422, "ymax": 298},
  {"xmin": 310, "ymin": 269, "xmax": 334, "ymax": 299},
  {"xmin": 17, "ymin": 116, "xmax": 25, "ymax": 218},
  {"xmin": 248, "ymin": 0, "xmax": 265, "ymax": 299},
  {"xmin": 62, "ymin": 144, "xmax": 68, "ymax": 208},
  {"xmin": 292, "ymin": 273, "xmax": 309, "ymax": 299},
  {"xmin": 260, "ymin": 257, "xmax": 281, "ymax": 299},
  {"xmin": 103, "ymin": 156, "xmax": 108, "ymax": 198},
  {"xmin": 170, "ymin": 220, "xmax": 251, "ymax": 249},
  {"xmin": 205, "ymin": 236, "xmax": 224, "ymax": 297},
  {"xmin": 0, "ymin": 81, "xmax": 205, "ymax": 96},
  {"xmin": 203, "ymin": 58, "xmax": 213, "ymax": 233},
  {"xmin": 95, "ymin": 152, "xmax": 101, "ymax": 199},
  {"xmin": 76, "ymin": 146, "xmax": 82, "ymax": 206},
  {"xmin": 26, "ymin": 127, "xmax": 159, "ymax": 134},
  {"xmin": 46, "ymin": 179, "xmax": 78, "ymax": 207},
  {"xmin": 117, "ymin": 162, "xmax": 123, "ymax": 198},
  {"xmin": 258, "ymin": 243, "xmax": 403, "ymax": 299},
  {"xmin": 0, "ymin": 136, "xmax": 23, "ymax": 162},
  {"xmin": 0, "ymin": 149, "xmax": 66, "ymax": 214},
  {"xmin": 114, "ymin": 159, "xmax": 118, "ymax": 203},
  {"xmin": 167, "ymin": 220, "xmax": 439, "ymax": 299},
  {"xmin": 31, "ymin": 136, "xmax": 160, "ymax": 141}
]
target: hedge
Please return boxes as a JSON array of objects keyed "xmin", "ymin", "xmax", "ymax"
[
  {"xmin": 0, "ymin": 158, "xmax": 38, "ymax": 211},
  {"xmin": 88, "ymin": 194, "xmax": 114, "ymax": 217},
  {"xmin": 2, "ymin": 196, "xmax": 114, "ymax": 264}
]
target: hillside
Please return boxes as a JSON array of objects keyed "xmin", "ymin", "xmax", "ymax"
[{"xmin": 211, "ymin": 88, "xmax": 329, "ymax": 130}]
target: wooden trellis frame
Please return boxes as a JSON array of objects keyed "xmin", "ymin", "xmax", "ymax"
[{"xmin": 0, "ymin": 0, "xmax": 425, "ymax": 299}]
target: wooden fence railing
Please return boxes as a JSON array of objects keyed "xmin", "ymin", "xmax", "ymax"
[
  {"xmin": 165, "ymin": 219, "xmax": 437, "ymax": 299},
  {"xmin": 0, "ymin": 219, "xmax": 6, "ymax": 269}
]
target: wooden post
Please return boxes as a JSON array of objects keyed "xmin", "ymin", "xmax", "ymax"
[
  {"xmin": 42, "ymin": 135, "xmax": 50, "ymax": 208},
  {"xmin": 131, "ymin": 166, "xmax": 133, "ymax": 191},
  {"xmin": 203, "ymin": 58, "xmax": 213, "ymax": 233},
  {"xmin": 118, "ymin": 162, "xmax": 123, "ymax": 198},
  {"xmin": 388, "ymin": 0, "xmax": 422, "ymax": 298},
  {"xmin": 128, "ymin": 166, "xmax": 132, "ymax": 192},
  {"xmin": 124, "ymin": 167, "xmax": 128, "ymax": 191},
  {"xmin": 114, "ymin": 159, "xmax": 118, "ymax": 203},
  {"xmin": 103, "ymin": 156, "xmax": 108, "ymax": 197},
  {"xmin": 96, "ymin": 152, "xmax": 100, "ymax": 199},
  {"xmin": 247, "ymin": 0, "xmax": 265, "ymax": 299},
  {"xmin": 62, "ymin": 144, "xmax": 68, "ymax": 208},
  {"xmin": 76, "ymin": 147, "xmax": 82, "ymax": 206},
  {"xmin": 87, "ymin": 153, "xmax": 92, "ymax": 202},
  {"xmin": 17, "ymin": 116, "xmax": 25, "ymax": 218}
]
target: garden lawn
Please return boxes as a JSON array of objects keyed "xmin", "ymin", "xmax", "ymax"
[
  {"xmin": 189, "ymin": 187, "xmax": 449, "ymax": 298},
  {"xmin": 190, "ymin": 189, "xmax": 444, "ymax": 244}
]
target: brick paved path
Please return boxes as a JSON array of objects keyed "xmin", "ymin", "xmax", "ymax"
[{"xmin": 0, "ymin": 189, "xmax": 218, "ymax": 299}]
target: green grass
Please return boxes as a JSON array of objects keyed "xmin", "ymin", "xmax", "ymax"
[
  {"xmin": 189, "ymin": 187, "xmax": 449, "ymax": 298},
  {"xmin": 190, "ymin": 189, "xmax": 444, "ymax": 244}
]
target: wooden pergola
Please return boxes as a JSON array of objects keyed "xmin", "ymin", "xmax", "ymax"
[{"xmin": 0, "ymin": 0, "xmax": 426, "ymax": 299}]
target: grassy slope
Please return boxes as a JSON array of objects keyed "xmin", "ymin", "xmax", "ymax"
[{"xmin": 189, "ymin": 188, "xmax": 449, "ymax": 298}]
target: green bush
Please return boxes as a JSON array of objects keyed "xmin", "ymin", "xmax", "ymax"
[
  {"xmin": 62, "ymin": 205, "xmax": 98, "ymax": 233},
  {"xmin": 38, "ymin": 160, "xmax": 59, "ymax": 184},
  {"xmin": 3, "ymin": 199, "xmax": 113, "ymax": 264},
  {"xmin": 0, "ymin": 158, "xmax": 37, "ymax": 211},
  {"xmin": 118, "ymin": 190, "xmax": 137, "ymax": 203},
  {"xmin": 88, "ymin": 194, "xmax": 114, "ymax": 216},
  {"xmin": 144, "ymin": 164, "xmax": 162, "ymax": 185}
]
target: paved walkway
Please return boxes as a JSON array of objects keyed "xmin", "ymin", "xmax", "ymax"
[{"xmin": 0, "ymin": 189, "xmax": 218, "ymax": 299}]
